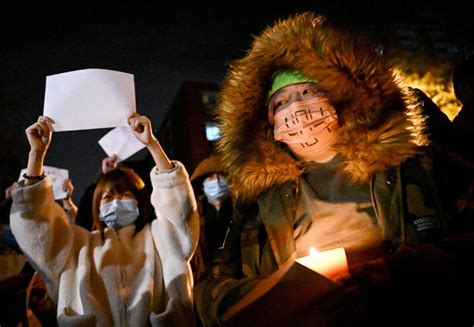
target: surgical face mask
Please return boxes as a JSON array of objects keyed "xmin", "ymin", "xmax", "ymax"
[
  {"xmin": 99, "ymin": 199, "xmax": 139, "ymax": 230},
  {"xmin": 203, "ymin": 178, "xmax": 229, "ymax": 201},
  {"xmin": 273, "ymin": 96, "xmax": 339, "ymax": 162}
]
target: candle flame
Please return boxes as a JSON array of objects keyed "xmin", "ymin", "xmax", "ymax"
[{"xmin": 309, "ymin": 247, "xmax": 319, "ymax": 255}]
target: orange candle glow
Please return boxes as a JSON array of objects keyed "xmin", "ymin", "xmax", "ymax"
[{"xmin": 295, "ymin": 247, "xmax": 348, "ymax": 280}]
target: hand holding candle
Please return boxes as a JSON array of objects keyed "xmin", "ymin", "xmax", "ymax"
[{"xmin": 295, "ymin": 247, "xmax": 348, "ymax": 280}]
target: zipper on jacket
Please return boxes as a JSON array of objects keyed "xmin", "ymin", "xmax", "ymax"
[{"xmin": 116, "ymin": 232, "xmax": 129, "ymax": 326}]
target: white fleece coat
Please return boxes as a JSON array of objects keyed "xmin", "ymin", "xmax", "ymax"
[{"xmin": 10, "ymin": 162, "xmax": 199, "ymax": 326}]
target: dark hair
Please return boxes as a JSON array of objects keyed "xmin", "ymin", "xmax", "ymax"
[{"xmin": 92, "ymin": 166, "xmax": 153, "ymax": 233}]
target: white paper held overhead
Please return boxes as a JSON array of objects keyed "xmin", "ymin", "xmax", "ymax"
[{"xmin": 43, "ymin": 68, "xmax": 136, "ymax": 131}]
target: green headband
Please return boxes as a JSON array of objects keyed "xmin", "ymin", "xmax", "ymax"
[{"xmin": 268, "ymin": 70, "xmax": 317, "ymax": 99}]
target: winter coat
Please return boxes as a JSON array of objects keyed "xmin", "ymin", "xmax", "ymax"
[
  {"xmin": 10, "ymin": 162, "xmax": 199, "ymax": 326},
  {"xmin": 195, "ymin": 12, "xmax": 473, "ymax": 327}
]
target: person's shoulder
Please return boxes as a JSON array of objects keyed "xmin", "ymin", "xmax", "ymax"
[{"xmin": 234, "ymin": 180, "xmax": 297, "ymax": 214}]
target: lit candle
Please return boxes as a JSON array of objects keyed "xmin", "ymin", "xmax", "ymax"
[{"xmin": 295, "ymin": 247, "xmax": 348, "ymax": 280}]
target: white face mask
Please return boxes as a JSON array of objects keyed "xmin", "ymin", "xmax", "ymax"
[
  {"xmin": 203, "ymin": 178, "xmax": 230, "ymax": 201},
  {"xmin": 99, "ymin": 199, "xmax": 139, "ymax": 230},
  {"xmin": 273, "ymin": 96, "xmax": 339, "ymax": 162}
]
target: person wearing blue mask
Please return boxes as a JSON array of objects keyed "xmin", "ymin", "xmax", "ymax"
[
  {"xmin": 9, "ymin": 113, "xmax": 199, "ymax": 326},
  {"xmin": 202, "ymin": 174, "xmax": 230, "ymax": 210},
  {"xmin": 190, "ymin": 156, "xmax": 232, "ymax": 282}
]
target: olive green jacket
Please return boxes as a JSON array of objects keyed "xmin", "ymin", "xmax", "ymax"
[{"xmin": 195, "ymin": 154, "xmax": 454, "ymax": 326}]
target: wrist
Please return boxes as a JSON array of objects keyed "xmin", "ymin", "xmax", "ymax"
[
  {"xmin": 29, "ymin": 148, "xmax": 47, "ymax": 156},
  {"xmin": 22, "ymin": 172, "xmax": 46, "ymax": 180},
  {"xmin": 145, "ymin": 137, "xmax": 159, "ymax": 148},
  {"xmin": 28, "ymin": 149, "xmax": 46, "ymax": 164}
]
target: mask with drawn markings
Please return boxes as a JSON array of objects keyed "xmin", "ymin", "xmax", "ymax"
[{"xmin": 273, "ymin": 97, "xmax": 339, "ymax": 162}]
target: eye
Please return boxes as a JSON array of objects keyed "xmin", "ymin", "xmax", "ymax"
[
  {"xmin": 270, "ymin": 94, "xmax": 289, "ymax": 114},
  {"xmin": 100, "ymin": 193, "xmax": 113, "ymax": 204},
  {"xmin": 302, "ymin": 86, "xmax": 323, "ymax": 97},
  {"xmin": 122, "ymin": 191, "xmax": 135, "ymax": 199},
  {"xmin": 274, "ymin": 99, "xmax": 287, "ymax": 109}
]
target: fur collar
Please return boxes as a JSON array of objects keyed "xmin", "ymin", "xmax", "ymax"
[{"xmin": 216, "ymin": 12, "xmax": 428, "ymax": 202}]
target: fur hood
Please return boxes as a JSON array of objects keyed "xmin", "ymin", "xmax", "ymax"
[{"xmin": 216, "ymin": 12, "xmax": 428, "ymax": 202}]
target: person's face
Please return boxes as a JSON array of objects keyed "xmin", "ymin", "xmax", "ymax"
[
  {"xmin": 202, "ymin": 173, "xmax": 229, "ymax": 201},
  {"xmin": 268, "ymin": 82, "xmax": 324, "ymax": 123},
  {"xmin": 100, "ymin": 187, "xmax": 136, "ymax": 206}
]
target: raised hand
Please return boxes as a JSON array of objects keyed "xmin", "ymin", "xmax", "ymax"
[
  {"xmin": 62, "ymin": 178, "xmax": 74, "ymax": 200},
  {"xmin": 128, "ymin": 113, "xmax": 157, "ymax": 146},
  {"xmin": 25, "ymin": 116, "xmax": 55, "ymax": 154},
  {"xmin": 128, "ymin": 113, "xmax": 172, "ymax": 170},
  {"xmin": 24, "ymin": 116, "xmax": 55, "ymax": 181},
  {"xmin": 102, "ymin": 154, "xmax": 119, "ymax": 174}
]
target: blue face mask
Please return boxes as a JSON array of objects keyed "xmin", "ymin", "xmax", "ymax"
[
  {"xmin": 203, "ymin": 178, "xmax": 229, "ymax": 201},
  {"xmin": 99, "ymin": 199, "xmax": 139, "ymax": 230}
]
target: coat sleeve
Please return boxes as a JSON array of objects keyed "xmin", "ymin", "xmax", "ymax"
[
  {"xmin": 149, "ymin": 161, "xmax": 200, "ymax": 326},
  {"xmin": 9, "ymin": 177, "xmax": 76, "ymax": 302},
  {"xmin": 150, "ymin": 160, "xmax": 199, "ymax": 263},
  {"xmin": 194, "ymin": 201, "xmax": 262, "ymax": 326}
]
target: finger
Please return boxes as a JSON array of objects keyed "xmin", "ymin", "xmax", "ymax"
[
  {"xmin": 38, "ymin": 116, "xmax": 55, "ymax": 124},
  {"xmin": 135, "ymin": 116, "xmax": 149, "ymax": 125},
  {"xmin": 37, "ymin": 117, "xmax": 55, "ymax": 132},
  {"xmin": 128, "ymin": 117, "xmax": 136, "ymax": 128},
  {"xmin": 128, "ymin": 113, "xmax": 140, "ymax": 125},
  {"xmin": 38, "ymin": 118, "xmax": 55, "ymax": 133},
  {"xmin": 37, "ymin": 120, "xmax": 51, "ymax": 133},
  {"xmin": 137, "ymin": 117, "xmax": 152, "ymax": 132},
  {"xmin": 28, "ymin": 123, "xmax": 45, "ymax": 137},
  {"xmin": 130, "ymin": 119, "xmax": 145, "ymax": 133},
  {"xmin": 129, "ymin": 115, "xmax": 149, "ymax": 126},
  {"xmin": 37, "ymin": 121, "xmax": 53, "ymax": 136},
  {"xmin": 25, "ymin": 123, "xmax": 39, "ymax": 135}
]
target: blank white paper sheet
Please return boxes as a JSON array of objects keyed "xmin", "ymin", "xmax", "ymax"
[{"xmin": 43, "ymin": 68, "xmax": 136, "ymax": 131}]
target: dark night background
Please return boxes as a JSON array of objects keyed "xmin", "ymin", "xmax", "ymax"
[{"xmin": 1, "ymin": 1, "xmax": 473, "ymax": 203}]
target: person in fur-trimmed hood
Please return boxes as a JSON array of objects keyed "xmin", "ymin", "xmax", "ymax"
[{"xmin": 195, "ymin": 12, "xmax": 474, "ymax": 326}]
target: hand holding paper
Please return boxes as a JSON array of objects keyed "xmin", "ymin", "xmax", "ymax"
[
  {"xmin": 128, "ymin": 114, "xmax": 173, "ymax": 171},
  {"xmin": 99, "ymin": 114, "xmax": 172, "ymax": 170},
  {"xmin": 128, "ymin": 113, "xmax": 157, "ymax": 145},
  {"xmin": 62, "ymin": 178, "xmax": 74, "ymax": 200},
  {"xmin": 101, "ymin": 154, "xmax": 119, "ymax": 173},
  {"xmin": 25, "ymin": 116, "xmax": 54, "ymax": 155}
]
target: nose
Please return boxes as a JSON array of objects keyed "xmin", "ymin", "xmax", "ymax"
[{"xmin": 287, "ymin": 92, "xmax": 305, "ymax": 105}]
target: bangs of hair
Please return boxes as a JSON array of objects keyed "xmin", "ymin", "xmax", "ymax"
[{"xmin": 97, "ymin": 167, "xmax": 145, "ymax": 195}]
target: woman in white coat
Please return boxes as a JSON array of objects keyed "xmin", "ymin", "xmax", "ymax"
[{"xmin": 10, "ymin": 114, "xmax": 199, "ymax": 326}]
